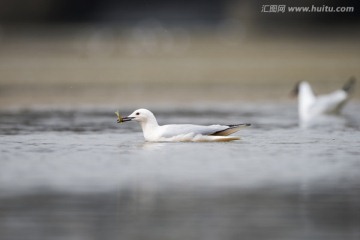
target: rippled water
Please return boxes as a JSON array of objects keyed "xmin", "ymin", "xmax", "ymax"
[{"xmin": 1, "ymin": 102, "xmax": 360, "ymax": 240}]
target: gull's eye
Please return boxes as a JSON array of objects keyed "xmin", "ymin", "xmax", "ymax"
[{"xmin": 136, "ymin": 112, "xmax": 140, "ymax": 115}]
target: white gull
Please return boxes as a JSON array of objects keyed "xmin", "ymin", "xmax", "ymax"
[
  {"xmin": 119, "ymin": 108, "xmax": 250, "ymax": 142},
  {"xmin": 291, "ymin": 77, "xmax": 356, "ymax": 122}
]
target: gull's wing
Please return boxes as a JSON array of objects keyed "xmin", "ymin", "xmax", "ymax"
[
  {"xmin": 312, "ymin": 90, "xmax": 348, "ymax": 114},
  {"xmin": 160, "ymin": 124, "xmax": 250, "ymax": 138},
  {"xmin": 312, "ymin": 78, "xmax": 356, "ymax": 115},
  {"xmin": 210, "ymin": 124, "xmax": 251, "ymax": 136}
]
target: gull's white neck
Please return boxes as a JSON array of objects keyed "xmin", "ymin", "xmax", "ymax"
[{"xmin": 140, "ymin": 116, "xmax": 160, "ymax": 140}]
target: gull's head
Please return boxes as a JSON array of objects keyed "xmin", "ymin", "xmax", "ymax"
[
  {"xmin": 290, "ymin": 81, "xmax": 301, "ymax": 98},
  {"xmin": 290, "ymin": 81, "xmax": 310, "ymax": 98},
  {"xmin": 122, "ymin": 108, "xmax": 156, "ymax": 124}
]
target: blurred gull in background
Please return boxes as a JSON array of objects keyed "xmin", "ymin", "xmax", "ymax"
[
  {"xmin": 118, "ymin": 108, "xmax": 250, "ymax": 142},
  {"xmin": 292, "ymin": 77, "xmax": 356, "ymax": 125}
]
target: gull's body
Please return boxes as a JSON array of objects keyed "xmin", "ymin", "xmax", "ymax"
[
  {"xmin": 293, "ymin": 77, "xmax": 356, "ymax": 122},
  {"xmin": 120, "ymin": 109, "xmax": 250, "ymax": 142}
]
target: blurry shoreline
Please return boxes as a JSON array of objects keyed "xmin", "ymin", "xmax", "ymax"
[
  {"xmin": 0, "ymin": 82, "xmax": 305, "ymax": 109},
  {"xmin": 1, "ymin": 27, "xmax": 359, "ymax": 109}
]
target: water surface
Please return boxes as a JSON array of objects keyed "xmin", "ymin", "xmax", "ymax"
[{"xmin": 1, "ymin": 102, "xmax": 360, "ymax": 240}]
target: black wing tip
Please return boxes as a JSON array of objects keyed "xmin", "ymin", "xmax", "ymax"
[
  {"xmin": 228, "ymin": 123, "xmax": 251, "ymax": 128},
  {"xmin": 211, "ymin": 123, "xmax": 251, "ymax": 136},
  {"xmin": 342, "ymin": 76, "xmax": 356, "ymax": 93}
]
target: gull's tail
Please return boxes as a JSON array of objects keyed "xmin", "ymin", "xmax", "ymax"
[
  {"xmin": 211, "ymin": 123, "xmax": 251, "ymax": 136},
  {"xmin": 342, "ymin": 76, "xmax": 356, "ymax": 94}
]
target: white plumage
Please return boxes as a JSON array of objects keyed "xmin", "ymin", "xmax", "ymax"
[
  {"xmin": 120, "ymin": 109, "xmax": 250, "ymax": 142},
  {"xmin": 293, "ymin": 77, "xmax": 356, "ymax": 122}
]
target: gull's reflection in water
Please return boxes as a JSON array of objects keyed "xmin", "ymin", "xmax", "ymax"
[
  {"xmin": 300, "ymin": 115, "xmax": 349, "ymax": 130},
  {"xmin": 142, "ymin": 142, "xmax": 168, "ymax": 150}
]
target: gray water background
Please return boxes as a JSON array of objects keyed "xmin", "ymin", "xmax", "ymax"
[{"xmin": 1, "ymin": 102, "xmax": 360, "ymax": 240}]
